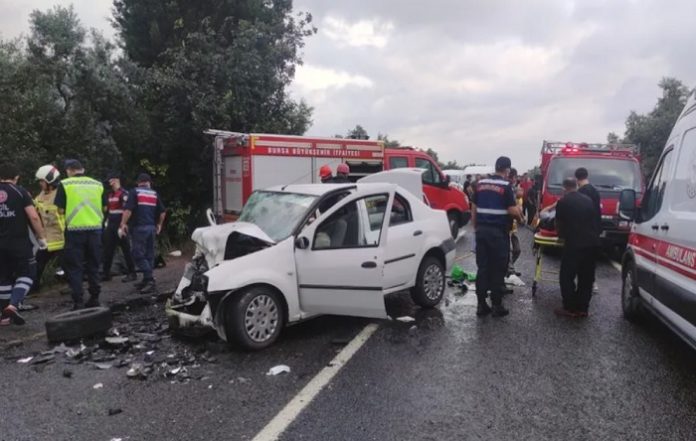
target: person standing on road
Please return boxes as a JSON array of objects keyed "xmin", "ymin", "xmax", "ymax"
[
  {"xmin": 471, "ymin": 156, "xmax": 523, "ymax": 317},
  {"xmin": 508, "ymin": 186, "xmax": 525, "ymax": 277},
  {"xmin": 0, "ymin": 162, "xmax": 47, "ymax": 325},
  {"xmin": 555, "ymin": 177, "xmax": 600, "ymax": 317},
  {"xmin": 102, "ymin": 172, "xmax": 137, "ymax": 282},
  {"xmin": 331, "ymin": 163, "xmax": 351, "ymax": 183},
  {"xmin": 33, "ymin": 165, "xmax": 65, "ymax": 292},
  {"xmin": 55, "ymin": 159, "xmax": 105, "ymax": 310},
  {"xmin": 119, "ymin": 173, "xmax": 166, "ymax": 294},
  {"xmin": 575, "ymin": 167, "xmax": 602, "ymax": 293}
]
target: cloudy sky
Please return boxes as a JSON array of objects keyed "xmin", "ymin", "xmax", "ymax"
[{"xmin": 2, "ymin": 0, "xmax": 695, "ymax": 171}]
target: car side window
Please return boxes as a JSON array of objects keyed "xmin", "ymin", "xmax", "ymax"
[
  {"xmin": 389, "ymin": 193, "xmax": 413, "ymax": 226},
  {"xmin": 641, "ymin": 148, "xmax": 674, "ymax": 222},
  {"xmin": 415, "ymin": 158, "xmax": 442, "ymax": 185},
  {"xmin": 314, "ymin": 194, "xmax": 388, "ymax": 250},
  {"xmin": 389, "ymin": 156, "xmax": 408, "ymax": 169}
]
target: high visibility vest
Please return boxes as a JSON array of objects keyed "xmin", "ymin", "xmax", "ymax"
[
  {"xmin": 62, "ymin": 176, "xmax": 104, "ymax": 231},
  {"xmin": 35, "ymin": 189, "xmax": 65, "ymax": 251}
]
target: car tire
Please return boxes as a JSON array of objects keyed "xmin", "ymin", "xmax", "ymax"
[
  {"xmin": 411, "ymin": 256, "xmax": 446, "ymax": 308},
  {"xmin": 621, "ymin": 260, "xmax": 643, "ymax": 322},
  {"xmin": 447, "ymin": 212, "xmax": 460, "ymax": 239},
  {"xmin": 45, "ymin": 307, "xmax": 113, "ymax": 343},
  {"xmin": 224, "ymin": 287, "xmax": 285, "ymax": 351}
]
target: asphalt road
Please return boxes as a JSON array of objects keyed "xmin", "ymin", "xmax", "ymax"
[{"xmin": 3, "ymin": 226, "xmax": 696, "ymax": 441}]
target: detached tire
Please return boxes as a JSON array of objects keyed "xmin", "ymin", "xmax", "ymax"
[
  {"xmin": 45, "ymin": 307, "xmax": 113, "ymax": 343},
  {"xmin": 621, "ymin": 260, "xmax": 643, "ymax": 322},
  {"xmin": 411, "ymin": 256, "xmax": 446, "ymax": 308},
  {"xmin": 224, "ymin": 287, "xmax": 285, "ymax": 351}
]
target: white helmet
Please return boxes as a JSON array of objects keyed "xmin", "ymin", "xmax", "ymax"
[{"xmin": 35, "ymin": 165, "xmax": 60, "ymax": 184}]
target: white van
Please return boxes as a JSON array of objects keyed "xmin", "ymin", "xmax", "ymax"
[{"xmin": 619, "ymin": 88, "xmax": 696, "ymax": 349}]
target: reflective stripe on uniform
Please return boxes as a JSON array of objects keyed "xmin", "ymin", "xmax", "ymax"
[
  {"xmin": 65, "ymin": 199, "xmax": 103, "ymax": 226},
  {"xmin": 476, "ymin": 208, "xmax": 509, "ymax": 215},
  {"xmin": 62, "ymin": 176, "xmax": 104, "ymax": 231}
]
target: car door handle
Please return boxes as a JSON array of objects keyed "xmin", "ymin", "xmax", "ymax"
[
  {"xmin": 651, "ymin": 224, "xmax": 659, "ymax": 231},
  {"xmin": 660, "ymin": 224, "xmax": 669, "ymax": 231},
  {"xmin": 413, "ymin": 230, "xmax": 423, "ymax": 236},
  {"xmin": 361, "ymin": 261, "xmax": 377, "ymax": 269}
]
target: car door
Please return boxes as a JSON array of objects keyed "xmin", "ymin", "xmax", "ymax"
[
  {"xmin": 632, "ymin": 147, "xmax": 675, "ymax": 299},
  {"xmin": 294, "ymin": 191, "xmax": 392, "ymax": 318},
  {"xmin": 383, "ymin": 192, "xmax": 425, "ymax": 292}
]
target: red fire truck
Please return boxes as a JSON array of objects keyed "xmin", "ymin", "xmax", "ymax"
[
  {"xmin": 537, "ymin": 141, "xmax": 645, "ymax": 249},
  {"xmin": 207, "ymin": 130, "xmax": 470, "ymax": 236}
]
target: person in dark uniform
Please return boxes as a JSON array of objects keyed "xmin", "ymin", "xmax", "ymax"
[
  {"xmin": 0, "ymin": 162, "xmax": 47, "ymax": 325},
  {"xmin": 555, "ymin": 177, "xmax": 600, "ymax": 317},
  {"xmin": 471, "ymin": 156, "xmax": 523, "ymax": 317},
  {"xmin": 102, "ymin": 172, "xmax": 137, "ymax": 282},
  {"xmin": 575, "ymin": 167, "xmax": 601, "ymax": 292},
  {"xmin": 331, "ymin": 163, "xmax": 351, "ymax": 183}
]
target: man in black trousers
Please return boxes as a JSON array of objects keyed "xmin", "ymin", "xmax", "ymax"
[{"xmin": 555, "ymin": 177, "xmax": 600, "ymax": 317}]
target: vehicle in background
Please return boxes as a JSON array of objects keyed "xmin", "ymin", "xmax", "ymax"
[
  {"xmin": 442, "ymin": 169, "xmax": 466, "ymax": 190},
  {"xmin": 166, "ymin": 171, "xmax": 455, "ymax": 350},
  {"xmin": 618, "ymin": 88, "xmax": 696, "ymax": 349},
  {"xmin": 536, "ymin": 141, "xmax": 645, "ymax": 250},
  {"xmin": 462, "ymin": 165, "xmax": 494, "ymax": 177},
  {"xmin": 207, "ymin": 130, "xmax": 470, "ymax": 238}
]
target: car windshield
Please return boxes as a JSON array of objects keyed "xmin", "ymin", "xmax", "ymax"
[
  {"xmin": 238, "ymin": 191, "xmax": 317, "ymax": 242},
  {"xmin": 547, "ymin": 157, "xmax": 642, "ymax": 192}
]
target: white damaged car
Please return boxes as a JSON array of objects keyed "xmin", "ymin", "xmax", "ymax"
[{"xmin": 166, "ymin": 170, "xmax": 456, "ymax": 350}]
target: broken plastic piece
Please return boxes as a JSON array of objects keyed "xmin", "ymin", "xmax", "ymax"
[
  {"xmin": 93, "ymin": 383, "xmax": 104, "ymax": 389},
  {"xmin": 17, "ymin": 357, "xmax": 33, "ymax": 364},
  {"xmin": 395, "ymin": 316, "xmax": 416, "ymax": 323},
  {"xmin": 266, "ymin": 365, "xmax": 291, "ymax": 376},
  {"xmin": 169, "ymin": 250, "xmax": 183, "ymax": 257},
  {"xmin": 105, "ymin": 337, "xmax": 129, "ymax": 346},
  {"xmin": 504, "ymin": 274, "xmax": 526, "ymax": 287}
]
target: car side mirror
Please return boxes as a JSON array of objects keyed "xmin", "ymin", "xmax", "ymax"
[
  {"xmin": 618, "ymin": 189, "xmax": 637, "ymax": 221},
  {"xmin": 295, "ymin": 236, "xmax": 310, "ymax": 250}
]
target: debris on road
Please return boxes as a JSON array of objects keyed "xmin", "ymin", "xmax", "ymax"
[
  {"xmin": 17, "ymin": 357, "xmax": 33, "ymax": 364},
  {"xmin": 169, "ymin": 250, "xmax": 182, "ymax": 257},
  {"xmin": 62, "ymin": 369, "xmax": 73, "ymax": 378},
  {"xmin": 395, "ymin": 316, "xmax": 416, "ymax": 323},
  {"xmin": 108, "ymin": 408, "xmax": 123, "ymax": 416},
  {"xmin": 505, "ymin": 274, "xmax": 526, "ymax": 287},
  {"xmin": 93, "ymin": 383, "xmax": 104, "ymax": 389},
  {"xmin": 266, "ymin": 365, "xmax": 291, "ymax": 376}
]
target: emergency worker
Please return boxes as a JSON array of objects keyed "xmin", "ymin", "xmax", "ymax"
[
  {"xmin": 0, "ymin": 162, "xmax": 47, "ymax": 325},
  {"xmin": 102, "ymin": 172, "xmax": 137, "ymax": 282},
  {"xmin": 33, "ymin": 165, "xmax": 65, "ymax": 292},
  {"xmin": 55, "ymin": 159, "xmax": 104, "ymax": 310},
  {"xmin": 119, "ymin": 173, "xmax": 166, "ymax": 294},
  {"xmin": 319, "ymin": 165, "xmax": 333, "ymax": 183},
  {"xmin": 332, "ymin": 163, "xmax": 350, "ymax": 183},
  {"xmin": 471, "ymin": 156, "xmax": 523, "ymax": 317},
  {"xmin": 555, "ymin": 177, "xmax": 600, "ymax": 317}
]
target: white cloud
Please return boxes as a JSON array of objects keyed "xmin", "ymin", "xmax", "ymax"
[
  {"xmin": 322, "ymin": 16, "xmax": 394, "ymax": 48},
  {"xmin": 294, "ymin": 65, "xmax": 374, "ymax": 91}
]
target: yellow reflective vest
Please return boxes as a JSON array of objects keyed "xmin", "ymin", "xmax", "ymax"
[
  {"xmin": 62, "ymin": 176, "xmax": 104, "ymax": 231},
  {"xmin": 35, "ymin": 189, "xmax": 65, "ymax": 251}
]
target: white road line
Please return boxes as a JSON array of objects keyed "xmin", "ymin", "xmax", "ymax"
[
  {"xmin": 251, "ymin": 323, "xmax": 380, "ymax": 441},
  {"xmin": 610, "ymin": 260, "xmax": 622, "ymax": 272}
]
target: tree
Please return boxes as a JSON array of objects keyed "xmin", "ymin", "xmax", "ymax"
[
  {"xmin": 377, "ymin": 133, "xmax": 400, "ymax": 148},
  {"xmin": 442, "ymin": 160, "xmax": 462, "ymax": 170},
  {"xmin": 612, "ymin": 78, "xmax": 691, "ymax": 176},
  {"xmin": 424, "ymin": 148, "xmax": 444, "ymax": 167},
  {"xmin": 347, "ymin": 124, "xmax": 369, "ymax": 139}
]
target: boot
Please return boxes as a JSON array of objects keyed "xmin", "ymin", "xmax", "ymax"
[
  {"xmin": 476, "ymin": 301, "xmax": 492, "ymax": 317},
  {"xmin": 491, "ymin": 304, "xmax": 509, "ymax": 317},
  {"xmin": 139, "ymin": 279, "xmax": 156, "ymax": 295},
  {"xmin": 85, "ymin": 297, "xmax": 100, "ymax": 308}
]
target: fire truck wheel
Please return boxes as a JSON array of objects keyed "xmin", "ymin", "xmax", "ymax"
[{"xmin": 447, "ymin": 212, "xmax": 460, "ymax": 239}]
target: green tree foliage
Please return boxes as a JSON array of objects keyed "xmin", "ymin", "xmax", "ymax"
[
  {"xmin": 442, "ymin": 160, "xmax": 462, "ymax": 170},
  {"xmin": 376, "ymin": 133, "xmax": 400, "ymax": 147},
  {"xmin": 612, "ymin": 78, "xmax": 691, "ymax": 177},
  {"xmin": 346, "ymin": 124, "xmax": 369, "ymax": 139}
]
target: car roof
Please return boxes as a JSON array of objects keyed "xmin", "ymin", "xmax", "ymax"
[{"xmin": 266, "ymin": 182, "xmax": 397, "ymax": 196}]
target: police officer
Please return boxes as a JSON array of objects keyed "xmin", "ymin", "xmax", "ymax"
[
  {"xmin": 102, "ymin": 172, "xmax": 137, "ymax": 282},
  {"xmin": 119, "ymin": 173, "xmax": 166, "ymax": 294},
  {"xmin": 55, "ymin": 159, "xmax": 105, "ymax": 310},
  {"xmin": 471, "ymin": 156, "xmax": 523, "ymax": 317},
  {"xmin": 332, "ymin": 163, "xmax": 350, "ymax": 183},
  {"xmin": 33, "ymin": 165, "xmax": 65, "ymax": 292},
  {"xmin": 0, "ymin": 162, "xmax": 47, "ymax": 325}
]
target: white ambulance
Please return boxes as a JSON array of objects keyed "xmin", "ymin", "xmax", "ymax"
[{"xmin": 619, "ymin": 88, "xmax": 696, "ymax": 349}]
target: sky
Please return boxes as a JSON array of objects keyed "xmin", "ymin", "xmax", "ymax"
[{"xmin": 2, "ymin": 0, "xmax": 695, "ymax": 171}]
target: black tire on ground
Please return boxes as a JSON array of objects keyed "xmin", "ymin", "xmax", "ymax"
[
  {"xmin": 621, "ymin": 259, "xmax": 643, "ymax": 322},
  {"xmin": 224, "ymin": 287, "xmax": 285, "ymax": 351},
  {"xmin": 411, "ymin": 256, "xmax": 446, "ymax": 308},
  {"xmin": 45, "ymin": 307, "xmax": 113, "ymax": 342},
  {"xmin": 447, "ymin": 212, "xmax": 460, "ymax": 239}
]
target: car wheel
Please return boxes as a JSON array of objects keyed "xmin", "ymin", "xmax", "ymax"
[
  {"xmin": 224, "ymin": 287, "xmax": 284, "ymax": 350},
  {"xmin": 411, "ymin": 256, "xmax": 445, "ymax": 308},
  {"xmin": 447, "ymin": 212, "xmax": 460, "ymax": 239},
  {"xmin": 621, "ymin": 260, "xmax": 643, "ymax": 322},
  {"xmin": 45, "ymin": 307, "xmax": 113, "ymax": 343}
]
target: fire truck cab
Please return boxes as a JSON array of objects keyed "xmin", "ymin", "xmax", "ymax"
[{"xmin": 538, "ymin": 141, "xmax": 644, "ymax": 249}]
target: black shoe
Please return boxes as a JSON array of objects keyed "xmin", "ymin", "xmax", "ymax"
[
  {"xmin": 476, "ymin": 302, "xmax": 492, "ymax": 317},
  {"xmin": 85, "ymin": 297, "xmax": 100, "ymax": 308},
  {"xmin": 121, "ymin": 273, "xmax": 137, "ymax": 283},
  {"xmin": 3, "ymin": 305, "xmax": 26, "ymax": 325},
  {"xmin": 491, "ymin": 305, "xmax": 509, "ymax": 317},
  {"xmin": 139, "ymin": 280, "xmax": 156, "ymax": 295}
]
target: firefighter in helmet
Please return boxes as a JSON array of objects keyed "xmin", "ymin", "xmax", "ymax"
[
  {"xmin": 319, "ymin": 165, "xmax": 333, "ymax": 183},
  {"xmin": 33, "ymin": 165, "xmax": 65, "ymax": 292},
  {"xmin": 332, "ymin": 163, "xmax": 350, "ymax": 183}
]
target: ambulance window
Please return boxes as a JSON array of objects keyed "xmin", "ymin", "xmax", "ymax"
[
  {"xmin": 389, "ymin": 157, "xmax": 408, "ymax": 169},
  {"xmin": 641, "ymin": 148, "xmax": 674, "ymax": 221},
  {"xmin": 415, "ymin": 158, "xmax": 442, "ymax": 184},
  {"xmin": 671, "ymin": 128, "xmax": 696, "ymax": 213}
]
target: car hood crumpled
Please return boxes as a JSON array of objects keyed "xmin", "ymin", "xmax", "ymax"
[{"xmin": 191, "ymin": 222, "xmax": 275, "ymax": 267}]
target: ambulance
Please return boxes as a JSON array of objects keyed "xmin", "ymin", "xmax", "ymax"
[{"xmin": 619, "ymin": 88, "xmax": 696, "ymax": 348}]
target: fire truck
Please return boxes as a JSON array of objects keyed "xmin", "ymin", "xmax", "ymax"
[
  {"xmin": 537, "ymin": 141, "xmax": 645, "ymax": 249},
  {"xmin": 206, "ymin": 130, "xmax": 470, "ymax": 237}
]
